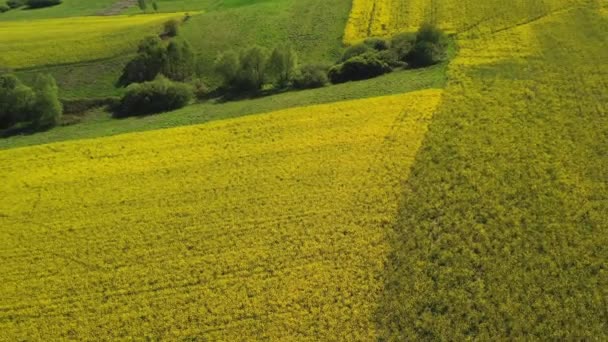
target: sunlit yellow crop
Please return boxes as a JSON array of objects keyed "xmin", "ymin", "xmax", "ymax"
[
  {"xmin": 0, "ymin": 90, "xmax": 442, "ymax": 340},
  {"xmin": 0, "ymin": 13, "xmax": 185, "ymax": 69},
  {"xmin": 343, "ymin": 0, "xmax": 584, "ymax": 43}
]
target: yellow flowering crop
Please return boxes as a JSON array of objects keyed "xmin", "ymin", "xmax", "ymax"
[
  {"xmin": 0, "ymin": 13, "xmax": 185, "ymax": 69},
  {"xmin": 0, "ymin": 90, "xmax": 442, "ymax": 340},
  {"xmin": 343, "ymin": 0, "xmax": 584, "ymax": 43}
]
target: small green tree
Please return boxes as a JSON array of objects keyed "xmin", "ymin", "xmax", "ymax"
[
  {"xmin": 267, "ymin": 45, "xmax": 297, "ymax": 88},
  {"xmin": 162, "ymin": 40, "xmax": 195, "ymax": 81},
  {"xmin": 235, "ymin": 46, "xmax": 268, "ymax": 92},
  {"xmin": 118, "ymin": 36, "xmax": 167, "ymax": 86},
  {"xmin": 214, "ymin": 50, "xmax": 240, "ymax": 88},
  {"xmin": 137, "ymin": 0, "xmax": 146, "ymax": 11},
  {"xmin": 164, "ymin": 19, "xmax": 179, "ymax": 37},
  {"xmin": 152, "ymin": 1, "xmax": 158, "ymax": 12},
  {"xmin": 31, "ymin": 74, "xmax": 62, "ymax": 128},
  {"xmin": 0, "ymin": 74, "xmax": 35, "ymax": 129}
]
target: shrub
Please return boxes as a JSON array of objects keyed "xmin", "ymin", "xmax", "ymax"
[
  {"xmin": 118, "ymin": 36, "xmax": 167, "ymax": 86},
  {"xmin": 328, "ymin": 53, "xmax": 392, "ymax": 84},
  {"xmin": 340, "ymin": 43, "xmax": 372, "ymax": 62},
  {"xmin": 214, "ymin": 50, "xmax": 239, "ymax": 88},
  {"xmin": 377, "ymin": 49, "xmax": 406, "ymax": 68},
  {"xmin": 117, "ymin": 77, "xmax": 193, "ymax": 117},
  {"xmin": 162, "ymin": 40, "xmax": 195, "ymax": 81},
  {"xmin": 292, "ymin": 64, "xmax": 328, "ymax": 89},
  {"xmin": 391, "ymin": 32, "xmax": 417, "ymax": 61},
  {"xmin": 267, "ymin": 45, "xmax": 297, "ymax": 88},
  {"xmin": 164, "ymin": 19, "xmax": 179, "ymax": 37},
  {"xmin": 235, "ymin": 46, "xmax": 268, "ymax": 91},
  {"xmin": 6, "ymin": 0, "xmax": 25, "ymax": 8},
  {"xmin": 364, "ymin": 37, "xmax": 390, "ymax": 51},
  {"xmin": 26, "ymin": 0, "xmax": 61, "ymax": 9},
  {"xmin": 30, "ymin": 74, "xmax": 62, "ymax": 128},
  {"xmin": 0, "ymin": 4, "xmax": 9, "ymax": 12},
  {"xmin": 0, "ymin": 74, "xmax": 35, "ymax": 129},
  {"xmin": 191, "ymin": 78, "xmax": 208, "ymax": 100},
  {"xmin": 137, "ymin": 0, "xmax": 146, "ymax": 11},
  {"xmin": 406, "ymin": 23, "xmax": 448, "ymax": 68}
]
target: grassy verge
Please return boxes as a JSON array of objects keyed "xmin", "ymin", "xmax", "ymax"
[{"xmin": 0, "ymin": 63, "xmax": 448, "ymax": 149}]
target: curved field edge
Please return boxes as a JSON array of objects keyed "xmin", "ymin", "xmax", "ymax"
[
  {"xmin": 0, "ymin": 13, "xmax": 187, "ymax": 70},
  {"xmin": 0, "ymin": 90, "xmax": 443, "ymax": 340},
  {"xmin": 0, "ymin": 64, "xmax": 448, "ymax": 150},
  {"xmin": 377, "ymin": 4, "xmax": 607, "ymax": 340}
]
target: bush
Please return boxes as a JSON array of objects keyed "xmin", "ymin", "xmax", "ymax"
[
  {"xmin": 0, "ymin": 74, "xmax": 35, "ymax": 129},
  {"xmin": 162, "ymin": 40, "xmax": 195, "ymax": 81},
  {"xmin": 30, "ymin": 74, "xmax": 62, "ymax": 128},
  {"xmin": 6, "ymin": 0, "xmax": 25, "ymax": 8},
  {"xmin": 215, "ymin": 46, "xmax": 269, "ymax": 92},
  {"xmin": 406, "ymin": 23, "xmax": 448, "ymax": 68},
  {"xmin": 26, "ymin": 0, "xmax": 61, "ymax": 8},
  {"xmin": 391, "ymin": 32, "xmax": 417, "ymax": 61},
  {"xmin": 0, "ymin": 4, "xmax": 9, "ymax": 12},
  {"xmin": 267, "ymin": 45, "xmax": 297, "ymax": 88},
  {"xmin": 118, "ymin": 36, "xmax": 167, "ymax": 86},
  {"xmin": 340, "ymin": 43, "xmax": 372, "ymax": 62},
  {"xmin": 61, "ymin": 97, "xmax": 120, "ymax": 115},
  {"xmin": 117, "ymin": 77, "xmax": 193, "ymax": 117},
  {"xmin": 191, "ymin": 78, "xmax": 208, "ymax": 100},
  {"xmin": 328, "ymin": 53, "xmax": 392, "ymax": 84},
  {"xmin": 164, "ymin": 19, "xmax": 179, "ymax": 37},
  {"xmin": 364, "ymin": 37, "xmax": 390, "ymax": 51},
  {"xmin": 292, "ymin": 64, "xmax": 328, "ymax": 89}
]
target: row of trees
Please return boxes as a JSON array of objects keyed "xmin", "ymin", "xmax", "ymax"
[
  {"xmin": 1, "ymin": 0, "xmax": 61, "ymax": 12},
  {"xmin": 0, "ymin": 73, "xmax": 62, "ymax": 130}
]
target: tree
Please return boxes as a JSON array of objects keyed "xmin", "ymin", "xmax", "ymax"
[
  {"xmin": 152, "ymin": 1, "xmax": 158, "ymax": 12},
  {"xmin": 328, "ymin": 52, "xmax": 392, "ymax": 84},
  {"xmin": 137, "ymin": 0, "xmax": 146, "ymax": 11},
  {"xmin": 391, "ymin": 32, "xmax": 417, "ymax": 61},
  {"xmin": 30, "ymin": 74, "xmax": 62, "ymax": 128},
  {"xmin": 214, "ymin": 50, "xmax": 239, "ymax": 88},
  {"xmin": 162, "ymin": 40, "xmax": 195, "ymax": 81},
  {"xmin": 26, "ymin": 0, "xmax": 61, "ymax": 8},
  {"xmin": 117, "ymin": 76, "xmax": 193, "ymax": 117},
  {"xmin": 118, "ymin": 36, "xmax": 167, "ymax": 86},
  {"xmin": 164, "ymin": 19, "xmax": 179, "ymax": 37},
  {"xmin": 267, "ymin": 45, "xmax": 297, "ymax": 88},
  {"xmin": 0, "ymin": 74, "xmax": 35, "ymax": 129},
  {"xmin": 340, "ymin": 43, "xmax": 372, "ymax": 62},
  {"xmin": 235, "ymin": 46, "xmax": 268, "ymax": 91},
  {"xmin": 406, "ymin": 23, "xmax": 448, "ymax": 68},
  {"xmin": 292, "ymin": 64, "xmax": 328, "ymax": 89}
]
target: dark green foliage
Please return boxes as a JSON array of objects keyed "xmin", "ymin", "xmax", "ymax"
[
  {"xmin": 162, "ymin": 40, "xmax": 195, "ymax": 82},
  {"xmin": 164, "ymin": 19, "xmax": 180, "ymax": 37},
  {"xmin": 391, "ymin": 32, "xmax": 417, "ymax": 61},
  {"xmin": 292, "ymin": 64, "xmax": 329, "ymax": 89},
  {"xmin": 61, "ymin": 97, "xmax": 120, "ymax": 115},
  {"xmin": 6, "ymin": 0, "xmax": 25, "ymax": 9},
  {"xmin": 236, "ymin": 46, "xmax": 268, "ymax": 91},
  {"xmin": 363, "ymin": 37, "xmax": 390, "ymax": 51},
  {"xmin": 377, "ymin": 49, "xmax": 406, "ymax": 68},
  {"xmin": 137, "ymin": 0, "xmax": 146, "ymax": 11},
  {"xmin": 214, "ymin": 46, "xmax": 269, "ymax": 92},
  {"xmin": 329, "ymin": 52, "xmax": 392, "ymax": 84},
  {"xmin": 267, "ymin": 45, "xmax": 297, "ymax": 88},
  {"xmin": 117, "ymin": 77, "xmax": 193, "ymax": 117},
  {"xmin": 30, "ymin": 74, "xmax": 62, "ymax": 128},
  {"xmin": 152, "ymin": 1, "xmax": 158, "ymax": 12},
  {"xmin": 340, "ymin": 43, "xmax": 372, "ymax": 62},
  {"xmin": 26, "ymin": 0, "xmax": 61, "ymax": 9},
  {"xmin": 191, "ymin": 78, "xmax": 208, "ymax": 100},
  {"xmin": 118, "ymin": 36, "xmax": 167, "ymax": 86},
  {"xmin": 214, "ymin": 50, "xmax": 240, "ymax": 88},
  {"xmin": 0, "ymin": 74, "xmax": 35, "ymax": 129},
  {"xmin": 408, "ymin": 23, "xmax": 448, "ymax": 68},
  {"xmin": 0, "ymin": 4, "xmax": 9, "ymax": 12}
]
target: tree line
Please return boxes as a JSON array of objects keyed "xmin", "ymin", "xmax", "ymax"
[{"xmin": 1, "ymin": 0, "xmax": 61, "ymax": 12}]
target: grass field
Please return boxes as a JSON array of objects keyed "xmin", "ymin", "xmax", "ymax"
[
  {"xmin": 1, "ymin": 64, "xmax": 447, "ymax": 149},
  {"xmin": 0, "ymin": 13, "xmax": 185, "ymax": 69},
  {"xmin": 374, "ymin": 3, "xmax": 608, "ymax": 340},
  {"xmin": 0, "ymin": 90, "xmax": 443, "ymax": 340},
  {"xmin": 0, "ymin": 0, "xmax": 117, "ymax": 21}
]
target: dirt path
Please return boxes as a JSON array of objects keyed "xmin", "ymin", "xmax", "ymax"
[{"xmin": 97, "ymin": 0, "xmax": 138, "ymax": 16}]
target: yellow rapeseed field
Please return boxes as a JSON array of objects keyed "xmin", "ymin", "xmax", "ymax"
[
  {"xmin": 0, "ymin": 90, "xmax": 442, "ymax": 340},
  {"xmin": 343, "ymin": 0, "xmax": 584, "ymax": 43},
  {"xmin": 0, "ymin": 13, "xmax": 185, "ymax": 69}
]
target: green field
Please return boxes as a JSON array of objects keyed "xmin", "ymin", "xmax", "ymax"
[{"xmin": 0, "ymin": 0, "xmax": 117, "ymax": 21}]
